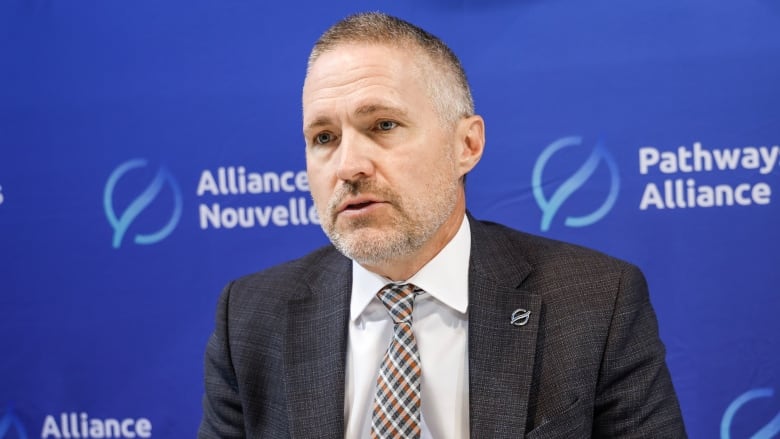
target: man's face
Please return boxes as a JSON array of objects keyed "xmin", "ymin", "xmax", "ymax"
[{"xmin": 302, "ymin": 43, "xmax": 466, "ymax": 267}]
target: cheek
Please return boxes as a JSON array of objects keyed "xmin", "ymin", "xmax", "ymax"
[
  {"xmin": 407, "ymin": 143, "xmax": 458, "ymax": 179},
  {"xmin": 305, "ymin": 168, "xmax": 333, "ymax": 203}
]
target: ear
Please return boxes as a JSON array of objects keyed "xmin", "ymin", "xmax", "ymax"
[{"xmin": 454, "ymin": 115, "xmax": 485, "ymax": 177}]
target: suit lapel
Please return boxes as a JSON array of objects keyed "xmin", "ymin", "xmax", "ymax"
[
  {"xmin": 283, "ymin": 251, "xmax": 351, "ymax": 439},
  {"xmin": 280, "ymin": 218, "xmax": 542, "ymax": 437},
  {"xmin": 468, "ymin": 217, "xmax": 541, "ymax": 438}
]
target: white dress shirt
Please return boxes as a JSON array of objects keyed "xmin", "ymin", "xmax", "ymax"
[{"xmin": 344, "ymin": 215, "xmax": 471, "ymax": 439}]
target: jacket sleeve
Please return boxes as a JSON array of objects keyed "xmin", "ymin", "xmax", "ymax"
[
  {"xmin": 198, "ymin": 282, "xmax": 246, "ymax": 439},
  {"xmin": 592, "ymin": 264, "xmax": 687, "ymax": 438}
]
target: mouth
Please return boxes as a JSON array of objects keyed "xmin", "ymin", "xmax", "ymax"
[
  {"xmin": 337, "ymin": 197, "xmax": 385, "ymax": 214},
  {"xmin": 344, "ymin": 201, "xmax": 375, "ymax": 210}
]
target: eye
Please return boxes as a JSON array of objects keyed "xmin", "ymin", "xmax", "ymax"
[
  {"xmin": 376, "ymin": 120, "xmax": 398, "ymax": 131},
  {"xmin": 314, "ymin": 132, "xmax": 334, "ymax": 145}
]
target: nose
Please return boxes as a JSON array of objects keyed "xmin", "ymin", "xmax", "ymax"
[{"xmin": 336, "ymin": 130, "xmax": 375, "ymax": 182}]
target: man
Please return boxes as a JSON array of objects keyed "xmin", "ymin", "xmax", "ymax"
[{"xmin": 199, "ymin": 12, "xmax": 686, "ymax": 438}]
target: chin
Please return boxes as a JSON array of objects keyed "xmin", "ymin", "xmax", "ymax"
[
  {"xmin": 332, "ymin": 228, "xmax": 401, "ymax": 261},
  {"xmin": 338, "ymin": 225, "xmax": 388, "ymax": 247}
]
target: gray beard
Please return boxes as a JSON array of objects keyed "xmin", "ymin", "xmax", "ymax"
[{"xmin": 318, "ymin": 179, "xmax": 456, "ymax": 266}]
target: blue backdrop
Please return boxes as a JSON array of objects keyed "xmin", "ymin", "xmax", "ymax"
[{"xmin": 1, "ymin": 1, "xmax": 778, "ymax": 438}]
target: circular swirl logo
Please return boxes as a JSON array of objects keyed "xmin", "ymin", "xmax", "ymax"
[
  {"xmin": 721, "ymin": 388, "xmax": 780, "ymax": 439},
  {"xmin": 0, "ymin": 406, "xmax": 28, "ymax": 439},
  {"xmin": 510, "ymin": 308, "xmax": 531, "ymax": 327},
  {"xmin": 532, "ymin": 136, "xmax": 620, "ymax": 232},
  {"xmin": 103, "ymin": 159, "xmax": 183, "ymax": 249}
]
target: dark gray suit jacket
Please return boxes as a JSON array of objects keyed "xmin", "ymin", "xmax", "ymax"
[{"xmin": 199, "ymin": 217, "xmax": 687, "ymax": 438}]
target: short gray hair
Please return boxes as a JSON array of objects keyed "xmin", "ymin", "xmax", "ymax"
[{"xmin": 307, "ymin": 12, "xmax": 475, "ymax": 125}]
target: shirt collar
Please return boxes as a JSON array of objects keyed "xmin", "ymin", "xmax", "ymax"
[{"xmin": 350, "ymin": 215, "xmax": 471, "ymax": 321}]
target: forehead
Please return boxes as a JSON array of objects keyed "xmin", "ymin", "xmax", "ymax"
[
  {"xmin": 306, "ymin": 41, "xmax": 428, "ymax": 82},
  {"xmin": 302, "ymin": 43, "xmax": 434, "ymax": 121}
]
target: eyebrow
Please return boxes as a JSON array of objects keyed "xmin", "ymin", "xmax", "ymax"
[
  {"xmin": 303, "ymin": 103, "xmax": 408, "ymax": 134},
  {"xmin": 303, "ymin": 117, "xmax": 333, "ymax": 134},
  {"xmin": 353, "ymin": 103, "xmax": 408, "ymax": 119}
]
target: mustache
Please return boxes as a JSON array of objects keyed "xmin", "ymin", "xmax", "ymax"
[{"xmin": 327, "ymin": 180, "xmax": 400, "ymax": 215}]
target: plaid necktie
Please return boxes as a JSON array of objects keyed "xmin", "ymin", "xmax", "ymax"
[{"xmin": 371, "ymin": 283, "xmax": 424, "ymax": 439}]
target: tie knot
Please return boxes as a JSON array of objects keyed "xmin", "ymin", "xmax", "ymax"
[{"xmin": 376, "ymin": 283, "xmax": 421, "ymax": 324}]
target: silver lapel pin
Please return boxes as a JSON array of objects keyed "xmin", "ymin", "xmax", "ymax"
[{"xmin": 510, "ymin": 308, "xmax": 531, "ymax": 326}]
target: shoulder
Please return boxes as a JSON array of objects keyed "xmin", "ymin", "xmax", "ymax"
[
  {"xmin": 473, "ymin": 218, "xmax": 636, "ymax": 272},
  {"xmin": 224, "ymin": 244, "xmax": 349, "ymax": 307},
  {"xmin": 470, "ymin": 218, "xmax": 644, "ymax": 300}
]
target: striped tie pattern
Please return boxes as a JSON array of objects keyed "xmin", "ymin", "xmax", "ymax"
[{"xmin": 371, "ymin": 283, "xmax": 423, "ymax": 439}]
